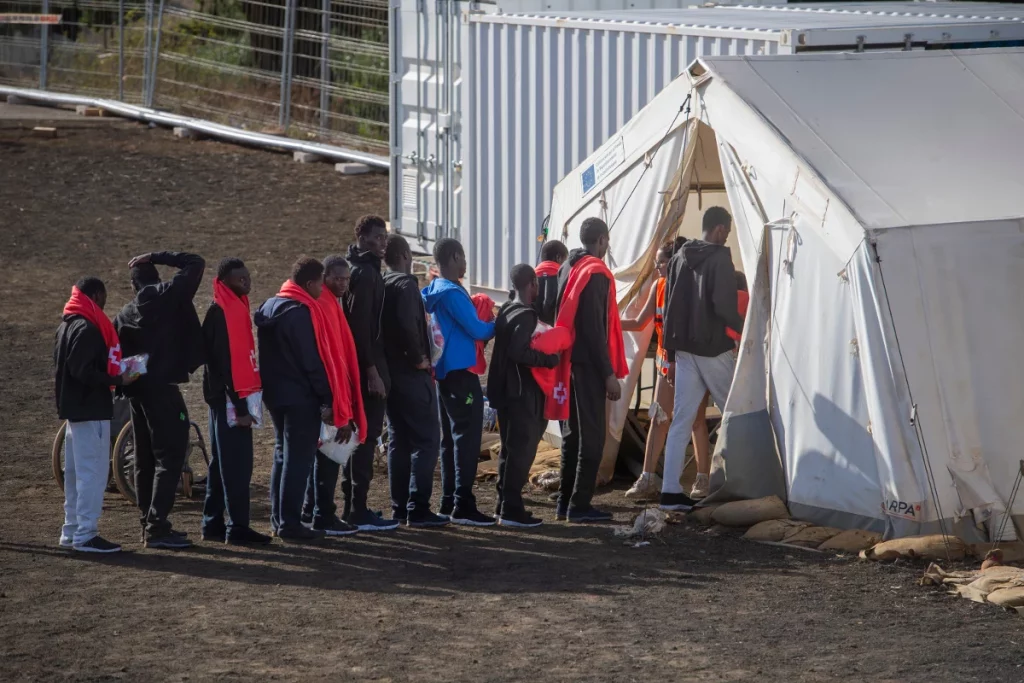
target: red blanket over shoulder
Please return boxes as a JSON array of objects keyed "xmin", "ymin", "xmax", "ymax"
[
  {"xmin": 468, "ymin": 293, "xmax": 495, "ymax": 375},
  {"xmin": 535, "ymin": 256, "xmax": 628, "ymax": 421},
  {"xmin": 534, "ymin": 260, "xmax": 560, "ymax": 278}
]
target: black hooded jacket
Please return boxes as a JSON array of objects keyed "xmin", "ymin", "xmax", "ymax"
[
  {"xmin": 344, "ymin": 245, "xmax": 390, "ymax": 391},
  {"xmin": 54, "ymin": 315, "xmax": 123, "ymax": 421},
  {"xmin": 382, "ymin": 269, "xmax": 430, "ymax": 376},
  {"xmin": 253, "ymin": 296, "xmax": 332, "ymax": 411},
  {"xmin": 114, "ymin": 251, "xmax": 205, "ymax": 395},
  {"xmin": 486, "ymin": 300, "xmax": 559, "ymax": 412},
  {"xmin": 555, "ymin": 248, "xmax": 613, "ymax": 379},
  {"xmin": 535, "ymin": 272, "xmax": 560, "ymax": 326},
  {"xmin": 662, "ymin": 239, "xmax": 743, "ymax": 358}
]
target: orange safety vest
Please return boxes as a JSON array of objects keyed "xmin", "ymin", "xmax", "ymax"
[{"xmin": 654, "ymin": 277, "xmax": 670, "ymax": 375}]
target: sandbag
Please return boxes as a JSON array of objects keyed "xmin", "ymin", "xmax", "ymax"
[
  {"xmin": 783, "ymin": 525, "xmax": 843, "ymax": 548},
  {"xmin": 818, "ymin": 529, "xmax": 882, "ymax": 553},
  {"xmin": 986, "ymin": 587, "xmax": 1024, "ymax": 611},
  {"xmin": 860, "ymin": 535, "xmax": 967, "ymax": 562},
  {"xmin": 689, "ymin": 504, "xmax": 722, "ymax": 526},
  {"xmin": 969, "ymin": 542, "xmax": 1024, "ymax": 564},
  {"xmin": 743, "ymin": 519, "xmax": 810, "ymax": 543},
  {"xmin": 711, "ymin": 496, "xmax": 790, "ymax": 528}
]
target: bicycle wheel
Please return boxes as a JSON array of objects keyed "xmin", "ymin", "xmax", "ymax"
[
  {"xmin": 52, "ymin": 421, "xmax": 67, "ymax": 491},
  {"xmin": 111, "ymin": 421, "xmax": 137, "ymax": 505}
]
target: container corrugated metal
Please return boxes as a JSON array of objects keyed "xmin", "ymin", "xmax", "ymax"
[{"xmin": 457, "ymin": 2, "xmax": 1024, "ymax": 297}]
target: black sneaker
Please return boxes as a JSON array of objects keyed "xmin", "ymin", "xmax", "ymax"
[
  {"xmin": 73, "ymin": 536, "xmax": 122, "ymax": 553},
  {"xmin": 313, "ymin": 516, "xmax": 359, "ymax": 537},
  {"xmin": 449, "ymin": 507, "xmax": 496, "ymax": 527},
  {"xmin": 300, "ymin": 511, "xmax": 313, "ymax": 526},
  {"xmin": 226, "ymin": 527, "xmax": 273, "ymax": 545},
  {"xmin": 277, "ymin": 526, "xmax": 325, "ymax": 542},
  {"xmin": 392, "ymin": 511, "xmax": 408, "ymax": 524},
  {"xmin": 567, "ymin": 506, "xmax": 614, "ymax": 523},
  {"xmin": 347, "ymin": 509, "xmax": 400, "ymax": 532},
  {"xmin": 498, "ymin": 511, "xmax": 543, "ymax": 529},
  {"xmin": 438, "ymin": 500, "xmax": 454, "ymax": 519},
  {"xmin": 555, "ymin": 501, "xmax": 568, "ymax": 521},
  {"xmin": 201, "ymin": 528, "xmax": 227, "ymax": 543},
  {"xmin": 659, "ymin": 492, "xmax": 696, "ymax": 512},
  {"xmin": 407, "ymin": 511, "xmax": 450, "ymax": 528},
  {"xmin": 144, "ymin": 532, "xmax": 193, "ymax": 549}
]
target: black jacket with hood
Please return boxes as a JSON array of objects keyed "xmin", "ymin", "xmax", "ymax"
[
  {"xmin": 54, "ymin": 315, "xmax": 124, "ymax": 421},
  {"xmin": 662, "ymin": 239, "xmax": 743, "ymax": 358},
  {"xmin": 555, "ymin": 248, "xmax": 614, "ymax": 379},
  {"xmin": 534, "ymin": 272, "xmax": 560, "ymax": 326},
  {"xmin": 486, "ymin": 300, "xmax": 559, "ymax": 412},
  {"xmin": 344, "ymin": 245, "xmax": 391, "ymax": 392},
  {"xmin": 201, "ymin": 302, "xmax": 249, "ymax": 415},
  {"xmin": 114, "ymin": 251, "xmax": 205, "ymax": 396},
  {"xmin": 254, "ymin": 297, "xmax": 332, "ymax": 411},
  {"xmin": 382, "ymin": 269, "xmax": 431, "ymax": 376}
]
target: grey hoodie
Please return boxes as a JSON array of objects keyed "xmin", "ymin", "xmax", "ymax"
[{"xmin": 662, "ymin": 239, "xmax": 743, "ymax": 358}]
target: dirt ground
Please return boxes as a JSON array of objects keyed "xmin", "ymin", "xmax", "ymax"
[{"xmin": 2, "ymin": 115, "xmax": 1023, "ymax": 683}]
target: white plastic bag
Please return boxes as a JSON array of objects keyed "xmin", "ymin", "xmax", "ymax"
[
  {"xmin": 225, "ymin": 391, "xmax": 264, "ymax": 429},
  {"xmin": 120, "ymin": 353, "xmax": 149, "ymax": 376},
  {"xmin": 427, "ymin": 313, "xmax": 445, "ymax": 366},
  {"xmin": 319, "ymin": 423, "xmax": 359, "ymax": 467}
]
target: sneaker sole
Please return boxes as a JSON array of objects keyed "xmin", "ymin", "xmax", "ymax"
[
  {"xmin": 277, "ymin": 535, "xmax": 324, "ymax": 543},
  {"xmin": 144, "ymin": 541, "xmax": 193, "ymax": 549},
  {"xmin": 407, "ymin": 520, "xmax": 450, "ymax": 528},
  {"xmin": 320, "ymin": 529, "xmax": 359, "ymax": 537},
  {"xmin": 227, "ymin": 538, "xmax": 274, "ymax": 545},
  {"xmin": 449, "ymin": 517, "xmax": 496, "ymax": 527},
  {"xmin": 498, "ymin": 519, "xmax": 543, "ymax": 528},
  {"xmin": 659, "ymin": 504, "xmax": 694, "ymax": 512},
  {"xmin": 72, "ymin": 545, "xmax": 122, "ymax": 553},
  {"xmin": 354, "ymin": 522, "xmax": 400, "ymax": 532}
]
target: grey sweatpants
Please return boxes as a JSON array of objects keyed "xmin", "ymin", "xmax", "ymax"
[
  {"xmin": 662, "ymin": 350, "xmax": 736, "ymax": 494},
  {"xmin": 62, "ymin": 420, "xmax": 111, "ymax": 546}
]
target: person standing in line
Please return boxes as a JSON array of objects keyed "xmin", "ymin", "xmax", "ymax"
[
  {"xmin": 55, "ymin": 277, "xmax": 139, "ymax": 553},
  {"xmin": 487, "ymin": 264, "xmax": 560, "ymax": 528},
  {"xmin": 551, "ymin": 218, "xmax": 629, "ymax": 523},
  {"xmin": 422, "ymin": 238, "xmax": 497, "ymax": 526},
  {"xmin": 200, "ymin": 257, "xmax": 271, "ymax": 545},
  {"xmin": 659, "ymin": 206, "xmax": 744, "ymax": 511},
  {"xmin": 116, "ymin": 250, "xmax": 206, "ymax": 550},
  {"xmin": 534, "ymin": 240, "xmax": 568, "ymax": 326},
  {"xmin": 303, "ymin": 255, "xmax": 366, "ymax": 537},
  {"xmin": 381, "ymin": 235, "xmax": 449, "ymax": 528},
  {"xmin": 343, "ymin": 215, "xmax": 400, "ymax": 532}
]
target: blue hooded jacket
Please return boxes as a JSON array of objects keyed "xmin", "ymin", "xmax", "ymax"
[{"xmin": 421, "ymin": 278, "xmax": 495, "ymax": 380}]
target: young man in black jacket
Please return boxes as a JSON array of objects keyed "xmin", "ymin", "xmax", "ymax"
[
  {"xmin": 555, "ymin": 218, "xmax": 622, "ymax": 523},
  {"xmin": 381, "ymin": 235, "xmax": 448, "ymax": 528},
  {"xmin": 659, "ymin": 206, "xmax": 744, "ymax": 511},
  {"xmin": 342, "ymin": 215, "xmax": 399, "ymax": 531},
  {"xmin": 255, "ymin": 258, "xmax": 331, "ymax": 542},
  {"xmin": 488, "ymin": 264, "xmax": 560, "ymax": 528},
  {"xmin": 535, "ymin": 240, "xmax": 568, "ymax": 326},
  {"xmin": 115, "ymin": 251, "xmax": 206, "ymax": 549},
  {"xmin": 200, "ymin": 258, "xmax": 271, "ymax": 546},
  {"xmin": 55, "ymin": 277, "xmax": 137, "ymax": 553}
]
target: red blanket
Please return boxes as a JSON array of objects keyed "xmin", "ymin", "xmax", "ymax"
[
  {"xmin": 213, "ymin": 279, "xmax": 261, "ymax": 397},
  {"xmin": 534, "ymin": 260, "xmax": 560, "ymax": 278},
  {"xmin": 727, "ymin": 290, "xmax": 750, "ymax": 342},
  {"xmin": 541, "ymin": 256, "xmax": 628, "ymax": 421},
  {"xmin": 278, "ymin": 281, "xmax": 366, "ymax": 441},
  {"xmin": 468, "ymin": 293, "xmax": 495, "ymax": 375},
  {"xmin": 63, "ymin": 286, "xmax": 121, "ymax": 377}
]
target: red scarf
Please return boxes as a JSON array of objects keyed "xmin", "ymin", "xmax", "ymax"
[
  {"xmin": 541, "ymin": 256, "xmax": 628, "ymax": 421},
  {"xmin": 213, "ymin": 280, "xmax": 261, "ymax": 397},
  {"xmin": 278, "ymin": 281, "xmax": 367, "ymax": 441},
  {"xmin": 727, "ymin": 290, "xmax": 750, "ymax": 342},
  {"xmin": 535, "ymin": 260, "xmax": 560, "ymax": 278},
  {"xmin": 63, "ymin": 286, "xmax": 121, "ymax": 377},
  {"xmin": 468, "ymin": 293, "xmax": 495, "ymax": 375}
]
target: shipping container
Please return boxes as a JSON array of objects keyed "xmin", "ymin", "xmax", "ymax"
[{"xmin": 390, "ymin": 2, "xmax": 1024, "ymax": 298}]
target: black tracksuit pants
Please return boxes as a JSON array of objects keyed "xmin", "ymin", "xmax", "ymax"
[
  {"xmin": 437, "ymin": 369, "xmax": 484, "ymax": 512},
  {"xmin": 559, "ymin": 364, "xmax": 607, "ymax": 511},
  {"xmin": 495, "ymin": 387, "xmax": 547, "ymax": 518},
  {"xmin": 130, "ymin": 385, "xmax": 190, "ymax": 536},
  {"xmin": 341, "ymin": 382, "xmax": 387, "ymax": 518},
  {"xmin": 386, "ymin": 369, "xmax": 441, "ymax": 517},
  {"xmin": 202, "ymin": 403, "xmax": 254, "ymax": 533}
]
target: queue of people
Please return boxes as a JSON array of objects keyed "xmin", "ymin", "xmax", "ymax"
[{"xmin": 53, "ymin": 208, "xmax": 745, "ymax": 553}]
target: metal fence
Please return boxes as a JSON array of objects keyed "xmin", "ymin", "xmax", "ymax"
[{"xmin": 0, "ymin": 0, "xmax": 389, "ymax": 154}]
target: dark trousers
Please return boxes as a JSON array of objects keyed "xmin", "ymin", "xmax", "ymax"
[
  {"xmin": 130, "ymin": 385, "xmax": 190, "ymax": 536},
  {"xmin": 437, "ymin": 369, "xmax": 484, "ymax": 512},
  {"xmin": 268, "ymin": 403, "xmax": 320, "ymax": 533},
  {"xmin": 341, "ymin": 388, "xmax": 386, "ymax": 518},
  {"xmin": 202, "ymin": 403, "xmax": 254, "ymax": 533},
  {"xmin": 303, "ymin": 451, "xmax": 339, "ymax": 526},
  {"xmin": 386, "ymin": 369, "xmax": 441, "ymax": 517},
  {"xmin": 495, "ymin": 388, "xmax": 547, "ymax": 518},
  {"xmin": 559, "ymin": 366, "xmax": 607, "ymax": 511}
]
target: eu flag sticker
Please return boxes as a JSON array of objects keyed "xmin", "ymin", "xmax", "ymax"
[{"xmin": 581, "ymin": 164, "xmax": 596, "ymax": 195}]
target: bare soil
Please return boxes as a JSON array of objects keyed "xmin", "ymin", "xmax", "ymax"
[{"xmin": 1, "ymin": 117, "xmax": 1023, "ymax": 683}]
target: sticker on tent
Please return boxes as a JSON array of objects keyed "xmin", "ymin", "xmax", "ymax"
[
  {"xmin": 581, "ymin": 136, "xmax": 625, "ymax": 196},
  {"xmin": 883, "ymin": 499, "xmax": 923, "ymax": 521}
]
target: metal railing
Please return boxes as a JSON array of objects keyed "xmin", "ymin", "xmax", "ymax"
[{"xmin": 0, "ymin": 0, "xmax": 389, "ymax": 155}]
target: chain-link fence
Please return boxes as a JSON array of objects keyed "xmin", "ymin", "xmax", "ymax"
[{"xmin": 0, "ymin": 0, "xmax": 388, "ymax": 153}]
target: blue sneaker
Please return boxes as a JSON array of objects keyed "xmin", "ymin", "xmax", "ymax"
[{"xmin": 347, "ymin": 509, "xmax": 400, "ymax": 532}]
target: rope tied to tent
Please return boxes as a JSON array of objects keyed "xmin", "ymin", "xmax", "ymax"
[{"xmin": 992, "ymin": 460, "xmax": 1024, "ymax": 553}]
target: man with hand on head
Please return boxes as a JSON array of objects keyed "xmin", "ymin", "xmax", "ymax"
[
  {"xmin": 382, "ymin": 235, "xmax": 448, "ymax": 527},
  {"xmin": 200, "ymin": 257, "xmax": 271, "ymax": 545},
  {"xmin": 55, "ymin": 277, "xmax": 139, "ymax": 553},
  {"xmin": 116, "ymin": 250, "xmax": 206, "ymax": 550}
]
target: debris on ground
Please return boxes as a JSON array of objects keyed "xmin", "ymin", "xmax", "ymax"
[
  {"xmin": 614, "ymin": 508, "xmax": 669, "ymax": 540},
  {"xmin": 530, "ymin": 470, "xmax": 561, "ymax": 491}
]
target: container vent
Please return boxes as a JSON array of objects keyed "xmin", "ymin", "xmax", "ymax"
[{"xmin": 402, "ymin": 170, "xmax": 418, "ymax": 210}]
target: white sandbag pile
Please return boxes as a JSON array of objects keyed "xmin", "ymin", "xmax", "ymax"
[
  {"xmin": 742, "ymin": 519, "xmax": 881, "ymax": 552},
  {"xmin": 711, "ymin": 496, "xmax": 789, "ymax": 527},
  {"xmin": 922, "ymin": 562, "xmax": 1024, "ymax": 615}
]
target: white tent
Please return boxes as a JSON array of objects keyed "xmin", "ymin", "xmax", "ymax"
[{"xmin": 546, "ymin": 47, "xmax": 1024, "ymax": 540}]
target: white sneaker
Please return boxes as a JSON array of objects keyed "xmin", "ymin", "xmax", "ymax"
[
  {"xmin": 624, "ymin": 473, "xmax": 662, "ymax": 501},
  {"xmin": 690, "ymin": 474, "xmax": 710, "ymax": 500}
]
